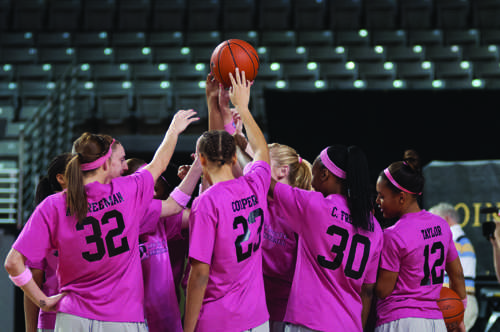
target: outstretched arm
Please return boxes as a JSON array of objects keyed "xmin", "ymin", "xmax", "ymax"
[
  {"xmin": 145, "ymin": 109, "xmax": 199, "ymax": 182},
  {"xmin": 229, "ymin": 68, "xmax": 269, "ymax": 165}
]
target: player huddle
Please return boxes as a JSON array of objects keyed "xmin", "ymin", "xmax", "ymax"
[{"xmin": 4, "ymin": 68, "xmax": 466, "ymax": 332}]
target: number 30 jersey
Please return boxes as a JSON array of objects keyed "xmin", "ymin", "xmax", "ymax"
[
  {"xmin": 13, "ymin": 168, "xmax": 156, "ymax": 322},
  {"xmin": 376, "ymin": 210, "xmax": 458, "ymax": 327},
  {"xmin": 188, "ymin": 160, "xmax": 271, "ymax": 332},
  {"xmin": 272, "ymin": 182, "xmax": 383, "ymax": 332}
]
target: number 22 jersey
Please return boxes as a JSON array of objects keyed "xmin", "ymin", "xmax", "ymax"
[
  {"xmin": 188, "ymin": 160, "xmax": 271, "ymax": 332},
  {"xmin": 13, "ymin": 168, "xmax": 156, "ymax": 322},
  {"xmin": 376, "ymin": 210, "xmax": 459, "ymax": 327},
  {"xmin": 273, "ymin": 183, "xmax": 383, "ymax": 332}
]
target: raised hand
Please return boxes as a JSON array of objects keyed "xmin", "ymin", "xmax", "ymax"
[
  {"xmin": 168, "ymin": 109, "xmax": 199, "ymax": 135},
  {"xmin": 229, "ymin": 68, "xmax": 251, "ymax": 108}
]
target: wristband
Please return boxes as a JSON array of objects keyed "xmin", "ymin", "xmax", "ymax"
[
  {"xmin": 462, "ymin": 297, "xmax": 467, "ymax": 310},
  {"xmin": 224, "ymin": 122, "xmax": 236, "ymax": 135},
  {"xmin": 9, "ymin": 267, "xmax": 33, "ymax": 287},
  {"xmin": 170, "ymin": 187, "xmax": 191, "ymax": 208}
]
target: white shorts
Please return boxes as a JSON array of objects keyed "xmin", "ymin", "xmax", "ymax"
[
  {"xmin": 55, "ymin": 312, "xmax": 148, "ymax": 332},
  {"xmin": 245, "ymin": 321, "xmax": 270, "ymax": 332},
  {"xmin": 284, "ymin": 323, "xmax": 321, "ymax": 332},
  {"xmin": 375, "ymin": 317, "xmax": 447, "ymax": 332}
]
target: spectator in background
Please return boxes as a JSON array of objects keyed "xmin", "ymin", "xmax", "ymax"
[{"xmin": 429, "ymin": 202, "xmax": 478, "ymax": 331}]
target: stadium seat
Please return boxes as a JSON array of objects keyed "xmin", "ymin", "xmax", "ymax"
[
  {"xmin": 134, "ymin": 80, "xmax": 173, "ymax": 126},
  {"xmin": 73, "ymin": 32, "xmax": 110, "ymax": 47},
  {"xmin": 358, "ymin": 62, "xmax": 397, "ymax": 80},
  {"xmin": 0, "ymin": 0, "xmax": 10, "ymax": 32},
  {"xmin": 435, "ymin": 0, "xmax": 470, "ymax": 29},
  {"xmin": 364, "ymin": 0, "xmax": 398, "ymax": 29},
  {"xmin": 0, "ymin": 104, "xmax": 16, "ymax": 122},
  {"xmin": 347, "ymin": 46, "xmax": 387, "ymax": 63},
  {"xmin": 365, "ymin": 79, "xmax": 407, "ymax": 90},
  {"xmin": 282, "ymin": 62, "xmax": 320, "ymax": 80},
  {"xmin": 93, "ymin": 63, "xmax": 131, "ymax": 81},
  {"xmin": 187, "ymin": 0, "xmax": 221, "ymax": 31},
  {"xmin": 223, "ymin": 31, "xmax": 259, "ymax": 46},
  {"xmin": 38, "ymin": 47, "xmax": 77, "ymax": 65},
  {"xmin": 320, "ymin": 62, "xmax": 359, "ymax": 81},
  {"xmin": 190, "ymin": 46, "xmax": 216, "ymax": 63},
  {"xmin": 170, "ymin": 63, "xmax": 209, "ymax": 81},
  {"xmin": 132, "ymin": 63, "xmax": 170, "ymax": 81},
  {"xmin": 37, "ymin": 32, "xmax": 72, "ymax": 47},
  {"xmin": 336, "ymin": 30, "xmax": 371, "ymax": 47},
  {"xmin": 434, "ymin": 60, "xmax": 473, "ymax": 79},
  {"xmin": 153, "ymin": 46, "xmax": 192, "ymax": 63},
  {"xmin": 308, "ymin": 46, "xmax": 347, "ymax": 63},
  {"xmin": 260, "ymin": 30, "xmax": 296, "ymax": 47},
  {"xmin": 297, "ymin": 30, "xmax": 334, "ymax": 47},
  {"xmin": 0, "ymin": 140, "xmax": 20, "ymax": 158},
  {"xmin": 11, "ymin": 0, "xmax": 46, "ymax": 31},
  {"xmin": 386, "ymin": 45, "xmax": 426, "ymax": 62},
  {"xmin": 444, "ymin": 29, "xmax": 480, "ymax": 46},
  {"xmin": 111, "ymin": 32, "xmax": 147, "ymax": 47},
  {"xmin": 77, "ymin": 47, "xmax": 115, "ymax": 64},
  {"xmin": 0, "ymin": 47, "xmax": 39, "ymax": 64},
  {"xmin": 481, "ymin": 29, "xmax": 500, "ymax": 45},
  {"xmin": 372, "ymin": 30, "xmax": 407, "ymax": 46},
  {"xmin": 328, "ymin": 0, "xmax": 362, "ymax": 30},
  {"xmin": 0, "ymin": 64, "xmax": 15, "ymax": 82},
  {"xmin": 425, "ymin": 45, "xmax": 463, "ymax": 62},
  {"xmin": 287, "ymin": 79, "xmax": 327, "ymax": 91},
  {"xmin": 116, "ymin": 0, "xmax": 150, "ymax": 31},
  {"xmin": 149, "ymin": 32, "xmax": 184, "ymax": 47},
  {"xmin": 151, "ymin": 0, "xmax": 186, "ymax": 31},
  {"xmin": 0, "ymin": 82, "xmax": 19, "ymax": 111},
  {"xmin": 293, "ymin": 0, "xmax": 327, "ymax": 30},
  {"xmin": 185, "ymin": 31, "xmax": 222, "ymax": 47},
  {"xmin": 172, "ymin": 80, "xmax": 208, "ymax": 120},
  {"xmin": 462, "ymin": 45, "xmax": 499, "ymax": 62},
  {"xmin": 221, "ymin": 0, "xmax": 256, "ymax": 31},
  {"xmin": 400, "ymin": 0, "xmax": 434, "ymax": 29},
  {"xmin": 46, "ymin": 0, "xmax": 81, "ymax": 31},
  {"xmin": 268, "ymin": 46, "xmax": 308, "ymax": 63},
  {"xmin": 254, "ymin": 63, "xmax": 284, "ymax": 82},
  {"xmin": 19, "ymin": 81, "xmax": 55, "ymax": 107},
  {"xmin": 0, "ymin": 32, "xmax": 35, "ymax": 47},
  {"xmin": 95, "ymin": 80, "xmax": 134, "ymax": 126},
  {"xmin": 408, "ymin": 29, "xmax": 444, "ymax": 46},
  {"xmin": 73, "ymin": 80, "xmax": 97, "ymax": 127},
  {"xmin": 396, "ymin": 61, "xmax": 435, "ymax": 80},
  {"xmin": 473, "ymin": 60, "xmax": 500, "ymax": 78},
  {"xmin": 258, "ymin": 0, "xmax": 292, "ymax": 30},
  {"xmin": 16, "ymin": 64, "xmax": 54, "ymax": 81},
  {"xmin": 83, "ymin": 0, "xmax": 116, "ymax": 31},
  {"xmin": 473, "ymin": 0, "xmax": 500, "ymax": 29},
  {"xmin": 116, "ymin": 47, "xmax": 153, "ymax": 63}
]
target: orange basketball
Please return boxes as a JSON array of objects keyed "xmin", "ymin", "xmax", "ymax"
[
  {"xmin": 210, "ymin": 39, "xmax": 259, "ymax": 88},
  {"xmin": 437, "ymin": 287, "xmax": 464, "ymax": 331}
]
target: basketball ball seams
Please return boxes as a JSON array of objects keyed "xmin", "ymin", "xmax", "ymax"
[{"xmin": 229, "ymin": 40, "xmax": 258, "ymax": 79}]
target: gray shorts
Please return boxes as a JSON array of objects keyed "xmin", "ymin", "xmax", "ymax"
[
  {"xmin": 245, "ymin": 321, "xmax": 270, "ymax": 332},
  {"xmin": 55, "ymin": 312, "xmax": 148, "ymax": 332},
  {"xmin": 375, "ymin": 317, "xmax": 447, "ymax": 332},
  {"xmin": 284, "ymin": 323, "xmax": 321, "ymax": 332}
]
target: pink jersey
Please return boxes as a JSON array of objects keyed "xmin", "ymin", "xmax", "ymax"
[
  {"xmin": 188, "ymin": 160, "xmax": 271, "ymax": 332},
  {"xmin": 26, "ymin": 250, "xmax": 59, "ymax": 329},
  {"xmin": 139, "ymin": 200, "xmax": 184, "ymax": 332},
  {"xmin": 376, "ymin": 210, "xmax": 459, "ymax": 327},
  {"xmin": 273, "ymin": 183, "xmax": 383, "ymax": 332},
  {"xmin": 13, "ymin": 168, "xmax": 156, "ymax": 322},
  {"xmin": 262, "ymin": 199, "xmax": 298, "ymax": 322}
]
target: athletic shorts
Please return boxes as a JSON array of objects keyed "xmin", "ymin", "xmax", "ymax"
[
  {"xmin": 284, "ymin": 323, "xmax": 321, "ymax": 332},
  {"xmin": 55, "ymin": 313, "xmax": 148, "ymax": 332},
  {"xmin": 375, "ymin": 317, "xmax": 447, "ymax": 332},
  {"xmin": 245, "ymin": 320, "xmax": 270, "ymax": 332}
]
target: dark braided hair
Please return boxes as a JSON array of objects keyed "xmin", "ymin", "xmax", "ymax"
[{"xmin": 198, "ymin": 130, "xmax": 236, "ymax": 167}]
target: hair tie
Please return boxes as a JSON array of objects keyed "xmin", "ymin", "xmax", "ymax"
[{"xmin": 298, "ymin": 156, "xmax": 303, "ymax": 164}]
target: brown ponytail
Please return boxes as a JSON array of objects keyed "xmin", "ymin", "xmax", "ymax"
[{"xmin": 65, "ymin": 132, "xmax": 114, "ymax": 222}]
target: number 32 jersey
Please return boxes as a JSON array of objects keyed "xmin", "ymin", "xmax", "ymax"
[
  {"xmin": 13, "ymin": 168, "xmax": 157, "ymax": 322},
  {"xmin": 376, "ymin": 210, "xmax": 458, "ymax": 326},
  {"xmin": 188, "ymin": 161, "xmax": 271, "ymax": 332},
  {"xmin": 273, "ymin": 182, "xmax": 383, "ymax": 332}
]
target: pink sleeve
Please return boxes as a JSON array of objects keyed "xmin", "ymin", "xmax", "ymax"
[
  {"xmin": 139, "ymin": 199, "xmax": 162, "ymax": 235},
  {"xmin": 188, "ymin": 197, "xmax": 216, "ymax": 265},
  {"xmin": 162, "ymin": 211, "xmax": 183, "ymax": 241},
  {"xmin": 13, "ymin": 201, "xmax": 54, "ymax": 264},
  {"xmin": 273, "ymin": 182, "xmax": 316, "ymax": 234},
  {"xmin": 379, "ymin": 228, "xmax": 401, "ymax": 273},
  {"xmin": 363, "ymin": 224, "xmax": 383, "ymax": 284},
  {"xmin": 25, "ymin": 257, "xmax": 46, "ymax": 270}
]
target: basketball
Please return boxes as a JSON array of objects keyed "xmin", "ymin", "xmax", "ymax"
[
  {"xmin": 210, "ymin": 39, "xmax": 259, "ymax": 88},
  {"xmin": 437, "ymin": 287, "xmax": 464, "ymax": 330}
]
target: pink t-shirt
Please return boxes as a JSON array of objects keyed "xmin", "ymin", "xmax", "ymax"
[
  {"xmin": 273, "ymin": 183, "xmax": 383, "ymax": 332},
  {"xmin": 139, "ymin": 200, "xmax": 184, "ymax": 332},
  {"xmin": 13, "ymin": 168, "xmax": 156, "ymax": 322},
  {"xmin": 188, "ymin": 160, "xmax": 271, "ymax": 332},
  {"xmin": 26, "ymin": 250, "xmax": 58, "ymax": 329},
  {"xmin": 376, "ymin": 210, "xmax": 459, "ymax": 327},
  {"xmin": 262, "ymin": 199, "xmax": 298, "ymax": 322}
]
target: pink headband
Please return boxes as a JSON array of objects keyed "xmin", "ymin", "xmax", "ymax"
[
  {"xmin": 81, "ymin": 139, "xmax": 115, "ymax": 171},
  {"xmin": 383, "ymin": 168, "xmax": 421, "ymax": 195},
  {"xmin": 320, "ymin": 148, "xmax": 346, "ymax": 179}
]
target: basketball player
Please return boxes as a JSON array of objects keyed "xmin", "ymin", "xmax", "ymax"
[
  {"xmin": 375, "ymin": 150, "xmax": 466, "ymax": 332},
  {"xmin": 4, "ymin": 109, "xmax": 198, "ymax": 332},
  {"xmin": 267, "ymin": 144, "xmax": 383, "ymax": 332},
  {"xmin": 184, "ymin": 68, "xmax": 270, "ymax": 332}
]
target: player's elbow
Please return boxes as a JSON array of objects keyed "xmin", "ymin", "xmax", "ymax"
[
  {"xmin": 4, "ymin": 249, "xmax": 23, "ymax": 276},
  {"xmin": 375, "ymin": 284, "xmax": 391, "ymax": 300}
]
